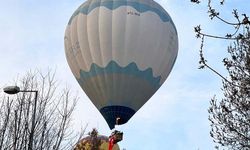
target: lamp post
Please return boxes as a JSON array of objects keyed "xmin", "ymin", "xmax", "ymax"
[{"xmin": 3, "ymin": 86, "xmax": 38, "ymax": 150}]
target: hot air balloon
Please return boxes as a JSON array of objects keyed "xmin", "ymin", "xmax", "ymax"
[{"xmin": 64, "ymin": 0, "xmax": 178, "ymax": 129}]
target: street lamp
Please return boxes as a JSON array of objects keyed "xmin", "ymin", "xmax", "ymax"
[
  {"xmin": 3, "ymin": 86, "xmax": 21, "ymax": 94},
  {"xmin": 3, "ymin": 86, "xmax": 38, "ymax": 150}
]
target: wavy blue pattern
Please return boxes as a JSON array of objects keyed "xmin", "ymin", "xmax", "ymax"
[
  {"xmin": 68, "ymin": 0, "xmax": 176, "ymax": 31},
  {"xmin": 77, "ymin": 60, "xmax": 161, "ymax": 88}
]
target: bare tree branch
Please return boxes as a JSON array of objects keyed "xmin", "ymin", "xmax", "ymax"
[
  {"xmin": 0, "ymin": 70, "xmax": 84, "ymax": 150},
  {"xmin": 192, "ymin": 0, "xmax": 250, "ymax": 149}
]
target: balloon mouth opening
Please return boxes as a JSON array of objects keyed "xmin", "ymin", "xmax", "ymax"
[{"xmin": 100, "ymin": 106, "xmax": 136, "ymax": 129}]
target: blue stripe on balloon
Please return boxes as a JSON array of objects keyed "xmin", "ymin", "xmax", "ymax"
[
  {"xmin": 77, "ymin": 60, "xmax": 161, "ymax": 88},
  {"xmin": 68, "ymin": 0, "xmax": 176, "ymax": 32}
]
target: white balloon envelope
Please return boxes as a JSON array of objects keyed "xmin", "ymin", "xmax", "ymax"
[{"xmin": 64, "ymin": 0, "xmax": 178, "ymax": 129}]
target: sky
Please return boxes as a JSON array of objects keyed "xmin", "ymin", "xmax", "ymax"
[{"xmin": 0, "ymin": 0, "xmax": 249, "ymax": 150}]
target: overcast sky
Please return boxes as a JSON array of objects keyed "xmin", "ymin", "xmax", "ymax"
[{"xmin": 0, "ymin": 0, "xmax": 249, "ymax": 149}]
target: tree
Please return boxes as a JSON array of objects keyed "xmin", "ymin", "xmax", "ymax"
[
  {"xmin": 191, "ymin": 0, "xmax": 250, "ymax": 149},
  {"xmin": 0, "ymin": 70, "xmax": 84, "ymax": 150}
]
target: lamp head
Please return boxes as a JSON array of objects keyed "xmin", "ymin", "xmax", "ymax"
[{"xmin": 3, "ymin": 86, "xmax": 20, "ymax": 94}]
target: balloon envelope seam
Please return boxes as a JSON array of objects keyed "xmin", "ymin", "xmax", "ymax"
[{"xmin": 68, "ymin": 0, "xmax": 177, "ymax": 34}]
